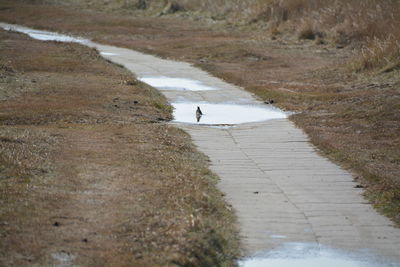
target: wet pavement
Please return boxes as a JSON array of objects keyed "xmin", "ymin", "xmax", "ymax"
[{"xmin": 2, "ymin": 22, "xmax": 400, "ymax": 266}]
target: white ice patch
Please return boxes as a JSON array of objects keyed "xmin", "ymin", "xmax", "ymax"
[
  {"xmin": 172, "ymin": 102, "xmax": 287, "ymax": 125},
  {"xmin": 139, "ymin": 76, "xmax": 218, "ymax": 91}
]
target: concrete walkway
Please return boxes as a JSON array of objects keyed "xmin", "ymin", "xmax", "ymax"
[
  {"xmin": 93, "ymin": 43, "xmax": 400, "ymax": 263},
  {"xmin": 2, "ymin": 23, "xmax": 399, "ymax": 264},
  {"xmin": 184, "ymin": 122, "xmax": 400, "ymax": 257}
]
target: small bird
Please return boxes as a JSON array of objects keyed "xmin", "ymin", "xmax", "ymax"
[
  {"xmin": 196, "ymin": 106, "xmax": 203, "ymax": 122},
  {"xmin": 196, "ymin": 106, "xmax": 203, "ymax": 116}
]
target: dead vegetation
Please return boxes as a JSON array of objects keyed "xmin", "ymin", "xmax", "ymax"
[
  {"xmin": 23, "ymin": 0, "xmax": 400, "ymax": 73},
  {"xmin": 0, "ymin": 29, "xmax": 239, "ymax": 266},
  {"xmin": 251, "ymin": 0, "xmax": 400, "ymax": 73},
  {"xmin": 0, "ymin": 0, "xmax": 399, "ymax": 254}
]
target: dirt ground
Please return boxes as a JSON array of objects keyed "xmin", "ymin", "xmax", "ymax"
[
  {"xmin": 1, "ymin": 0, "xmax": 397, "ymax": 224},
  {"xmin": 0, "ymin": 29, "xmax": 239, "ymax": 266}
]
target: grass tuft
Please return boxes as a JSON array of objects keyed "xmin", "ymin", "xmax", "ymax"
[
  {"xmin": 298, "ymin": 21, "xmax": 316, "ymax": 40},
  {"xmin": 351, "ymin": 35, "xmax": 400, "ymax": 73}
]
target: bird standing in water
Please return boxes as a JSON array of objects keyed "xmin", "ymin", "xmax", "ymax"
[{"xmin": 196, "ymin": 106, "xmax": 203, "ymax": 122}]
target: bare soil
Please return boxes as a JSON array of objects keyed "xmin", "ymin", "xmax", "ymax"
[{"xmin": 0, "ymin": 29, "xmax": 239, "ymax": 266}]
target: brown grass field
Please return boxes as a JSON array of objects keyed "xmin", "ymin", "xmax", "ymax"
[
  {"xmin": 0, "ymin": 29, "xmax": 239, "ymax": 266},
  {"xmin": 1, "ymin": 0, "xmax": 398, "ymax": 224},
  {"xmin": 0, "ymin": 0, "xmax": 399, "ymax": 264}
]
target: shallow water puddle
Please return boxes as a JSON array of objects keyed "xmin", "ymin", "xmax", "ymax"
[
  {"xmin": 172, "ymin": 103, "xmax": 287, "ymax": 125},
  {"xmin": 0, "ymin": 22, "xmax": 88, "ymax": 44},
  {"xmin": 240, "ymin": 243, "xmax": 391, "ymax": 267},
  {"xmin": 139, "ymin": 76, "xmax": 218, "ymax": 91}
]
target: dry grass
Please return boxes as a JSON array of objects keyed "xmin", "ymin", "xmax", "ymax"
[
  {"xmin": 1, "ymin": 0, "xmax": 399, "ymax": 234},
  {"xmin": 297, "ymin": 21, "xmax": 317, "ymax": 40},
  {"xmin": 0, "ymin": 29, "xmax": 239, "ymax": 266},
  {"xmin": 255, "ymin": 0, "xmax": 400, "ymax": 72},
  {"xmin": 68, "ymin": 0, "xmax": 400, "ymax": 73},
  {"xmin": 351, "ymin": 36, "xmax": 400, "ymax": 73},
  {"xmin": 0, "ymin": 29, "xmax": 172, "ymax": 125},
  {"xmin": 31, "ymin": 0, "xmax": 400, "ymax": 72}
]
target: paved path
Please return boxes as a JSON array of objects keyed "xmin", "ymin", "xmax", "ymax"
[
  {"xmin": 183, "ymin": 122, "xmax": 400, "ymax": 257},
  {"xmin": 94, "ymin": 43, "xmax": 400, "ymax": 263},
  {"xmin": 2, "ymin": 23, "xmax": 399, "ymax": 264}
]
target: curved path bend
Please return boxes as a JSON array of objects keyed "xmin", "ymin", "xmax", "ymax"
[
  {"xmin": 2, "ymin": 23, "xmax": 399, "ymax": 265},
  {"xmin": 95, "ymin": 43, "xmax": 400, "ymax": 264}
]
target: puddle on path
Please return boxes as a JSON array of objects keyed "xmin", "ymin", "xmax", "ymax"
[
  {"xmin": 139, "ymin": 76, "xmax": 218, "ymax": 91},
  {"xmin": 240, "ymin": 243, "xmax": 393, "ymax": 267},
  {"xmin": 0, "ymin": 23, "xmax": 88, "ymax": 44},
  {"xmin": 172, "ymin": 102, "xmax": 287, "ymax": 125}
]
